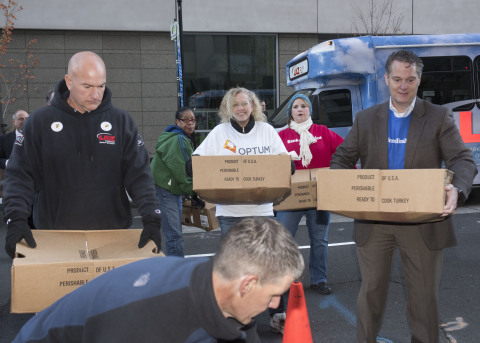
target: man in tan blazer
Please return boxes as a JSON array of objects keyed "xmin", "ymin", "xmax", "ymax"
[{"xmin": 330, "ymin": 50, "xmax": 477, "ymax": 343}]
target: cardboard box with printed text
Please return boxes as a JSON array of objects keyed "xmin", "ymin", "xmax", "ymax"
[
  {"xmin": 316, "ymin": 169, "xmax": 453, "ymax": 223},
  {"xmin": 192, "ymin": 155, "xmax": 291, "ymax": 205},
  {"xmin": 11, "ymin": 229, "xmax": 163, "ymax": 313},
  {"xmin": 182, "ymin": 200, "xmax": 220, "ymax": 232},
  {"xmin": 274, "ymin": 168, "xmax": 324, "ymax": 211}
]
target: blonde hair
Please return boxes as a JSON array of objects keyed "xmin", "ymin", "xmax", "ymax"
[{"xmin": 218, "ymin": 87, "xmax": 266, "ymax": 123}]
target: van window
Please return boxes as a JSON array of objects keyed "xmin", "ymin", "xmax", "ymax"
[
  {"xmin": 312, "ymin": 89, "xmax": 353, "ymax": 127},
  {"xmin": 419, "ymin": 56, "xmax": 473, "ymax": 111},
  {"xmin": 475, "ymin": 57, "xmax": 480, "ymax": 106}
]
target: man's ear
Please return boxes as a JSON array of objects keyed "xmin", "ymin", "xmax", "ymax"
[
  {"xmin": 65, "ymin": 74, "xmax": 72, "ymax": 90},
  {"xmin": 239, "ymin": 275, "xmax": 258, "ymax": 297}
]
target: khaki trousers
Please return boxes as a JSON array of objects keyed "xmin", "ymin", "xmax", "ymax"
[{"xmin": 356, "ymin": 223, "xmax": 443, "ymax": 343}]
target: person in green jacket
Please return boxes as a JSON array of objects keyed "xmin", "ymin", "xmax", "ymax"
[{"xmin": 151, "ymin": 107, "xmax": 197, "ymax": 256}]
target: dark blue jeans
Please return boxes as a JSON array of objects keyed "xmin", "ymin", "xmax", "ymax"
[
  {"xmin": 276, "ymin": 209, "xmax": 330, "ymax": 284},
  {"xmin": 155, "ymin": 186, "xmax": 184, "ymax": 257}
]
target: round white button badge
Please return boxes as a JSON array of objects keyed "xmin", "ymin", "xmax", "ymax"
[
  {"xmin": 51, "ymin": 122, "xmax": 63, "ymax": 132},
  {"xmin": 101, "ymin": 122, "xmax": 112, "ymax": 131}
]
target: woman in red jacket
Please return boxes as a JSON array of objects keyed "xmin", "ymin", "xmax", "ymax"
[{"xmin": 277, "ymin": 93, "xmax": 343, "ymax": 294}]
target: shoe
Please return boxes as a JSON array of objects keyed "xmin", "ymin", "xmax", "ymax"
[
  {"xmin": 310, "ymin": 282, "xmax": 332, "ymax": 294},
  {"xmin": 270, "ymin": 312, "xmax": 286, "ymax": 334}
]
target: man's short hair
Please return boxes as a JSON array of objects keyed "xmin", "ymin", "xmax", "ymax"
[
  {"xmin": 385, "ymin": 50, "xmax": 424, "ymax": 77},
  {"xmin": 213, "ymin": 217, "xmax": 304, "ymax": 284}
]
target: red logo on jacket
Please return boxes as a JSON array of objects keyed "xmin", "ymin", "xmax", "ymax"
[{"xmin": 97, "ymin": 133, "xmax": 116, "ymax": 145}]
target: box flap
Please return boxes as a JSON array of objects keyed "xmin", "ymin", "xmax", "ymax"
[
  {"xmin": 291, "ymin": 169, "xmax": 311, "ymax": 183},
  {"xmin": 12, "ymin": 230, "xmax": 163, "ymax": 313},
  {"xmin": 14, "ymin": 230, "xmax": 158, "ymax": 264}
]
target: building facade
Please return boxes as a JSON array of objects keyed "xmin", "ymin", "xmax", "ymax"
[{"xmin": 3, "ymin": 0, "xmax": 480, "ymax": 153}]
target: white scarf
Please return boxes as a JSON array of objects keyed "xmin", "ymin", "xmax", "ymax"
[{"xmin": 289, "ymin": 117, "xmax": 316, "ymax": 167}]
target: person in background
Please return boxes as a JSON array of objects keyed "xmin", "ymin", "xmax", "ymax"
[
  {"xmin": 0, "ymin": 110, "xmax": 35, "ymax": 229},
  {"xmin": 12, "ymin": 217, "xmax": 304, "ymax": 343},
  {"xmin": 330, "ymin": 50, "xmax": 477, "ymax": 342},
  {"xmin": 277, "ymin": 93, "xmax": 343, "ymax": 295},
  {"xmin": 260, "ymin": 99, "xmax": 267, "ymax": 116},
  {"xmin": 191, "ymin": 87, "xmax": 291, "ymax": 334},
  {"xmin": 3, "ymin": 51, "xmax": 162, "ymax": 259},
  {"xmin": 151, "ymin": 107, "xmax": 198, "ymax": 257},
  {"xmin": 0, "ymin": 110, "xmax": 29, "ymax": 170}
]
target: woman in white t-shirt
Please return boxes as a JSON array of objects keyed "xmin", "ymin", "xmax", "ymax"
[
  {"xmin": 194, "ymin": 87, "xmax": 289, "ymax": 235},
  {"xmin": 193, "ymin": 87, "xmax": 290, "ymax": 333}
]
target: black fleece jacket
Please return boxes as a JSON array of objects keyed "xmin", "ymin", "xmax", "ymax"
[{"xmin": 3, "ymin": 79, "xmax": 159, "ymax": 229}]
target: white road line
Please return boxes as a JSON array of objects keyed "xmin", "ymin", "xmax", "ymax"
[{"xmin": 185, "ymin": 241, "xmax": 356, "ymax": 258}]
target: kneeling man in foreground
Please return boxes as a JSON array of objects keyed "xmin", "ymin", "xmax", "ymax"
[{"xmin": 13, "ymin": 217, "xmax": 304, "ymax": 343}]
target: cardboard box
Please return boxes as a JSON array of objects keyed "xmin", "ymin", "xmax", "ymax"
[
  {"xmin": 182, "ymin": 200, "xmax": 220, "ymax": 232},
  {"xmin": 192, "ymin": 155, "xmax": 291, "ymax": 204},
  {"xmin": 316, "ymin": 169, "xmax": 453, "ymax": 223},
  {"xmin": 274, "ymin": 168, "xmax": 323, "ymax": 211},
  {"xmin": 11, "ymin": 229, "xmax": 163, "ymax": 313}
]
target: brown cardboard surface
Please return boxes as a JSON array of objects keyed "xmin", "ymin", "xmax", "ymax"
[
  {"xmin": 11, "ymin": 229, "xmax": 163, "ymax": 313},
  {"xmin": 192, "ymin": 155, "xmax": 291, "ymax": 204},
  {"xmin": 182, "ymin": 200, "xmax": 220, "ymax": 232},
  {"xmin": 274, "ymin": 168, "xmax": 323, "ymax": 211},
  {"xmin": 316, "ymin": 169, "xmax": 453, "ymax": 223}
]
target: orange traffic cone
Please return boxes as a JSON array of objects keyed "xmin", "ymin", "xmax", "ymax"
[{"xmin": 282, "ymin": 281, "xmax": 313, "ymax": 343}]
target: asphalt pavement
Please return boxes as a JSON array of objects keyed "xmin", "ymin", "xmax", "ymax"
[{"xmin": 1, "ymin": 193, "xmax": 480, "ymax": 342}]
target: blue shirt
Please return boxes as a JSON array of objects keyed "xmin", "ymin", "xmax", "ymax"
[{"xmin": 388, "ymin": 109, "xmax": 411, "ymax": 169}]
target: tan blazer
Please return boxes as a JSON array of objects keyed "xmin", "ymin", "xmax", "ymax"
[{"xmin": 331, "ymin": 98, "xmax": 477, "ymax": 250}]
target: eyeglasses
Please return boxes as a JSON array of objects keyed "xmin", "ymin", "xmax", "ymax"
[{"xmin": 179, "ymin": 118, "xmax": 197, "ymax": 124}]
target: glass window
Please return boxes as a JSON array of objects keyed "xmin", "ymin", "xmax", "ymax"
[
  {"xmin": 182, "ymin": 34, "xmax": 277, "ymax": 142},
  {"xmin": 314, "ymin": 89, "xmax": 352, "ymax": 128},
  {"xmin": 475, "ymin": 57, "xmax": 480, "ymax": 107},
  {"xmin": 419, "ymin": 56, "xmax": 473, "ymax": 111}
]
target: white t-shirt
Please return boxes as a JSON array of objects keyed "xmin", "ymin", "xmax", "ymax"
[{"xmin": 194, "ymin": 121, "xmax": 288, "ymax": 217}]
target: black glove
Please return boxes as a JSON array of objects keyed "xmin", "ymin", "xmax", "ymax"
[
  {"xmin": 5, "ymin": 218, "xmax": 37, "ymax": 259},
  {"xmin": 191, "ymin": 194, "xmax": 205, "ymax": 208},
  {"xmin": 138, "ymin": 214, "xmax": 162, "ymax": 253},
  {"xmin": 291, "ymin": 160, "xmax": 296, "ymax": 175}
]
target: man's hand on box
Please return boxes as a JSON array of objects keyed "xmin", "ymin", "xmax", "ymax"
[
  {"xmin": 138, "ymin": 214, "xmax": 162, "ymax": 252},
  {"xmin": 442, "ymin": 184, "xmax": 459, "ymax": 217},
  {"xmin": 5, "ymin": 218, "xmax": 37, "ymax": 259}
]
